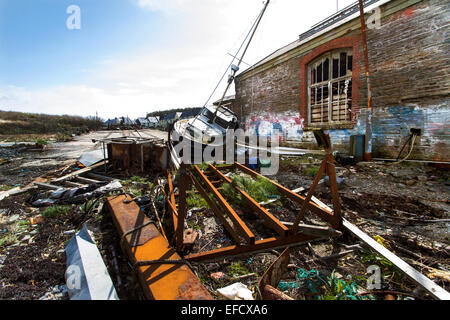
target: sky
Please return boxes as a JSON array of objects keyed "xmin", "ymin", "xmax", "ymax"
[{"xmin": 0, "ymin": 0, "xmax": 356, "ymax": 120}]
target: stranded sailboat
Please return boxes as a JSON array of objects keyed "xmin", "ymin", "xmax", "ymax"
[{"xmin": 169, "ymin": 0, "xmax": 270, "ymax": 168}]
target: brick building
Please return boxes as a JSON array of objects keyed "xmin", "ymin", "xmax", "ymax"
[{"xmin": 235, "ymin": 0, "xmax": 449, "ymax": 161}]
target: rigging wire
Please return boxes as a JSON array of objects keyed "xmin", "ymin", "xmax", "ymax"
[{"xmin": 201, "ymin": 8, "xmax": 265, "ymax": 109}]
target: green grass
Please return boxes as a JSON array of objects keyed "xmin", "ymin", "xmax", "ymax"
[
  {"xmin": 0, "ymin": 185, "xmax": 14, "ymax": 192},
  {"xmin": 41, "ymin": 205, "xmax": 72, "ymax": 219},
  {"xmin": 55, "ymin": 133, "xmax": 72, "ymax": 142},
  {"xmin": 222, "ymin": 174, "xmax": 279, "ymax": 205},
  {"xmin": 187, "ymin": 220, "xmax": 203, "ymax": 231},
  {"xmin": 34, "ymin": 138, "xmax": 48, "ymax": 145},
  {"xmin": 229, "ymin": 262, "xmax": 250, "ymax": 277},
  {"xmin": 304, "ymin": 166, "xmax": 320, "ymax": 177},
  {"xmin": 0, "ymin": 233, "xmax": 17, "ymax": 248},
  {"xmin": 186, "ymin": 192, "xmax": 210, "ymax": 209}
]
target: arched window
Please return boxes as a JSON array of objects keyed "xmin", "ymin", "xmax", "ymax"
[{"xmin": 307, "ymin": 49, "xmax": 353, "ymax": 125}]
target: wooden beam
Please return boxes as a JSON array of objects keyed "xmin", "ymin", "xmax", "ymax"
[
  {"xmin": 76, "ymin": 176, "xmax": 102, "ymax": 184},
  {"xmin": 281, "ymin": 221, "xmax": 342, "ymax": 238},
  {"xmin": 51, "ymin": 161, "xmax": 105, "ymax": 182},
  {"xmin": 64, "ymin": 181, "xmax": 87, "ymax": 188},
  {"xmin": 85, "ymin": 172, "xmax": 116, "ymax": 182},
  {"xmin": 34, "ymin": 182, "xmax": 63, "ymax": 190}
]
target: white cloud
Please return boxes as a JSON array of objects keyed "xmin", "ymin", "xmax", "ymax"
[{"xmin": 1, "ymin": 0, "xmax": 358, "ymax": 120}]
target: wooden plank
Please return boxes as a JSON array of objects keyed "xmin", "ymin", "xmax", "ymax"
[
  {"xmin": 85, "ymin": 172, "xmax": 116, "ymax": 182},
  {"xmin": 52, "ymin": 161, "xmax": 105, "ymax": 182},
  {"xmin": 76, "ymin": 176, "xmax": 102, "ymax": 184},
  {"xmin": 343, "ymin": 219, "xmax": 450, "ymax": 300},
  {"xmin": 0, "ymin": 187, "xmax": 21, "ymax": 202},
  {"xmin": 64, "ymin": 181, "xmax": 87, "ymax": 188},
  {"xmin": 34, "ymin": 182, "xmax": 64, "ymax": 190}
]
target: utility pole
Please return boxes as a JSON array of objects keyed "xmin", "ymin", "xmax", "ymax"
[{"xmin": 358, "ymin": 0, "xmax": 373, "ymax": 161}]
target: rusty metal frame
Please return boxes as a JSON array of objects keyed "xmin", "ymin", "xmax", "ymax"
[
  {"xmin": 191, "ymin": 164, "xmax": 255, "ymax": 245},
  {"xmin": 186, "ymin": 233, "xmax": 318, "ymax": 262},
  {"xmin": 189, "ymin": 171, "xmax": 243, "ymax": 244},
  {"xmin": 178, "ymin": 164, "xmax": 325, "ymax": 262},
  {"xmin": 170, "ymin": 131, "xmax": 345, "ymax": 262},
  {"xmin": 234, "ymin": 161, "xmax": 342, "ymax": 229},
  {"xmin": 208, "ymin": 163, "xmax": 289, "ymax": 237},
  {"xmin": 106, "ymin": 194, "xmax": 213, "ymax": 300}
]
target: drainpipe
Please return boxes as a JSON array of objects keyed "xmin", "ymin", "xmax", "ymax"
[{"xmin": 358, "ymin": 0, "xmax": 373, "ymax": 161}]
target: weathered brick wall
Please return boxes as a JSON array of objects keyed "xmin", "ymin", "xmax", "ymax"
[
  {"xmin": 235, "ymin": 0, "xmax": 450, "ymax": 161},
  {"xmin": 236, "ymin": 57, "xmax": 301, "ymax": 118}
]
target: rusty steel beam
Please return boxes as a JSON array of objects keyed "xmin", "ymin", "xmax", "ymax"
[
  {"xmin": 208, "ymin": 164, "xmax": 289, "ymax": 237},
  {"xmin": 192, "ymin": 165, "xmax": 255, "ymax": 245},
  {"xmin": 167, "ymin": 170, "xmax": 178, "ymax": 235},
  {"xmin": 185, "ymin": 233, "xmax": 318, "ymax": 262},
  {"xmin": 291, "ymin": 159, "xmax": 327, "ymax": 233},
  {"xmin": 106, "ymin": 195, "xmax": 213, "ymax": 300},
  {"xmin": 234, "ymin": 162, "xmax": 340, "ymax": 229},
  {"xmin": 189, "ymin": 172, "xmax": 243, "ymax": 245},
  {"xmin": 176, "ymin": 165, "xmax": 188, "ymax": 251},
  {"xmin": 258, "ymin": 247, "xmax": 291, "ymax": 299},
  {"xmin": 325, "ymin": 154, "xmax": 343, "ymax": 228}
]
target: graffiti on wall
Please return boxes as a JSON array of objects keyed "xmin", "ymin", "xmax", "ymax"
[
  {"xmin": 242, "ymin": 105, "xmax": 449, "ymax": 160},
  {"xmin": 243, "ymin": 112, "xmax": 305, "ymax": 142}
]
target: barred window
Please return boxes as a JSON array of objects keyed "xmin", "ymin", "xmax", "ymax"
[{"xmin": 308, "ymin": 49, "xmax": 353, "ymax": 125}]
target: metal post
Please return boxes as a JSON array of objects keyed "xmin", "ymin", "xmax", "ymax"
[
  {"xmin": 176, "ymin": 164, "xmax": 188, "ymax": 251},
  {"xmin": 358, "ymin": 0, "xmax": 373, "ymax": 161}
]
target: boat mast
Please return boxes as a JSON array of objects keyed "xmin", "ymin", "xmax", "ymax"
[{"xmin": 210, "ymin": 0, "xmax": 270, "ymax": 122}]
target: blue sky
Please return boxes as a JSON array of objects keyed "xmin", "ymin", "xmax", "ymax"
[
  {"xmin": 0, "ymin": 0, "xmax": 167, "ymax": 87},
  {"xmin": 0, "ymin": 0, "xmax": 357, "ymax": 119}
]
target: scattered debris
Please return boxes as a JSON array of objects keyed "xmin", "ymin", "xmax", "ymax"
[
  {"xmin": 217, "ymin": 282, "xmax": 254, "ymax": 300},
  {"xmin": 65, "ymin": 224, "xmax": 119, "ymax": 300}
]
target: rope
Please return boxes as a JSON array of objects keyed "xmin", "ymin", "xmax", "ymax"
[
  {"xmin": 391, "ymin": 133, "xmax": 418, "ymax": 165},
  {"xmin": 278, "ymin": 268, "xmax": 363, "ymax": 300}
]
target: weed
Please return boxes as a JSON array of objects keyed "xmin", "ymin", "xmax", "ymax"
[
  {"xmin": 55, "ymin": 133, "xmax": 72, "ymax": 142},
  {"xmin": 222, "ymin": 174, "xmax": 279, "ymax": 205},
  {"xmin": 359, "ymin": 249, "xmax": 404, "ymax": 283},
  {"xmin": 41, "ymin": 205, "xmax": 71, "ymax": 219},
  {"xmin": 229, "ymin": 262, "xmax": 250, "ymax": 277},
  {"xmin": 186, "ymin": 192, "xmax": 209, "ymax": 209},
  {"xmin": 303, "ymin": 166, "xmax": 320, "ymax": 177},
  {"xmin": 0, "ymin": 233, "xmax": 17, "ymax": 248},
  {"xmin": 0, "ymin": 185, "xmax": 14, "ymax": 192},
  {"xmin": 187, "ymin": 220, "xmax": 203, "ymax": 231},
  {"xmin": 34, "ymin": 138, "xmax": 48, "ymax": 146},
  {"xmin": 15, "ymin": 220, "xmax": 30, "ymax": 232}
]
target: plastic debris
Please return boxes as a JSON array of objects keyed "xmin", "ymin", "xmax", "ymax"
[
  {"xmin": 65, "ymin": 224, "xmax": 119, "ymax": 300},
  {"xmin": 217, "ymin": 282, "xmax": 254, "ymax": 300},
  {"xmin": 278, "ymin": 268, "xmax": 362, "ymax": 300}
]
